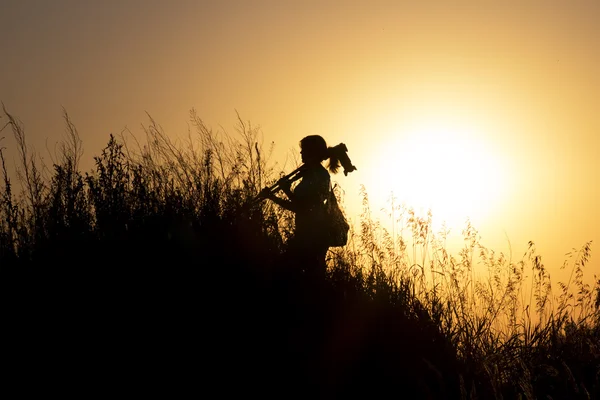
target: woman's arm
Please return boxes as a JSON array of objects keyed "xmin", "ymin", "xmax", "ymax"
[
  {"xmin": 268, "ymin": 194, "xmax": 299, "ymax": 213},
  {"xmin": 258, "ymin": 180, "xmax": 300, "ymax": 213},
  {"xmin": 269, "ymin": 175, "xmax": 300, "ymax": 212},
  {"xmin": 277, "ymin": 176, "xmax": 296, "ymax": 203},
  {"xmin": 261, "ymin": 167, "xmax": 326, "ymax": 213}
]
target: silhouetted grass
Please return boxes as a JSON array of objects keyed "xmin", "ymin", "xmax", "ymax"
[{"xmin": 1, "ymin": 106, "xmax": 598, "ymax": 398}]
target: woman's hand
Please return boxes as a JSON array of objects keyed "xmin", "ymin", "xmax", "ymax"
[
  {"xmin": 259, "ymin": 187, "xmax": 273, "ymax": 199},
  {"xmin": 277, "ymin": 176, "xmax": 292, "ymax": 191},
  {"xmin": 277, "ymin": 177, "xmax": 293, "ymax": 200}
]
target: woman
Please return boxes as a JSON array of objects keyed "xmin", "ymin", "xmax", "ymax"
[{"xmin": 260, "ymin": 135, "xmax": 343, "ymax": 276}]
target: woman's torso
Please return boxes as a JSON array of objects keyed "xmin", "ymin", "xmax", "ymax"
[{"xmin": 292, "ymin": 164, "xmax": 330, "ymax": 237}]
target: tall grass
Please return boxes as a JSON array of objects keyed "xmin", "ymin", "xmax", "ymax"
[
  {"xmin": 1, "ymin": 106, "xmax": 598, "ymax": 398},
  {"xmin": 339, "ymin": 194, "xmax": 599, "ymax": 398}
]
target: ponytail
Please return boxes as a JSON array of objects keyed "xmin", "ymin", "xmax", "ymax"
[{"xmin": 326, "ymin": 147, "xmax": 342, "ymax": 174}]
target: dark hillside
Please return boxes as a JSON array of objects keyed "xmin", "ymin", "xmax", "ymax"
[{"xmin": 1, "ymin": 109, "xmax": 598, "ymax": 398}]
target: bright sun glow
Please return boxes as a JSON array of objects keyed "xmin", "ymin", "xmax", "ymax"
[{"xmin": 368, "ymin": 119, "xmax": 508, "ymax": 230}]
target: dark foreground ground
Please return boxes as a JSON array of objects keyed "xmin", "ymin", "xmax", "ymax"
[{"xmin": 2, "ymin": 223, "xmax": 598, "ymax": 399}]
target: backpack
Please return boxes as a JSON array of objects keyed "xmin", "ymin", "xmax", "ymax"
[{"xmin": 324, "ymin": 184, "xmax": 349, "ymax": 247}]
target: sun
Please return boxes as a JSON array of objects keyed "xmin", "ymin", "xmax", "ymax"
[{"xmin": 366, "ymin": 119, "xmax": 508, "ymax": 230}]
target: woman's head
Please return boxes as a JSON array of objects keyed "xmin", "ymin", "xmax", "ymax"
[
  {"xmin": 300, "ymin": 135, "xmax": 341, "ymax": 173},
  {"xmin": 300, "ymin": 135, "xmax": 328, "ymax": 163}
]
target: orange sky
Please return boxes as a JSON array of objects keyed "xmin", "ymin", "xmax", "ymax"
[{"xmin": 1, "ymin": 1, "xmax": 598, "ymax": 283}]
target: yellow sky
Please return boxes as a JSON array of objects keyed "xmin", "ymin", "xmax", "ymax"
[{"xmin": 1, "ymin": 1, "xmax": 598, "ymax": 282}]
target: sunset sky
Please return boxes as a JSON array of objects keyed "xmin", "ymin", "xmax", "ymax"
[{"xmin": 1, "ymin": 1, "xmax": 598, "ymax": 282}]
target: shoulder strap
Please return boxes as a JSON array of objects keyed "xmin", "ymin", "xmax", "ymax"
[{"xmin": 328, "ymin": 182, "xmax": 339, "ymax": 205}]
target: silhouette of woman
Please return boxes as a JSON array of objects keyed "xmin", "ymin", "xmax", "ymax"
[{"xmin": 260, "ymin": 135, "xmax": 343, "ymax": 277}]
